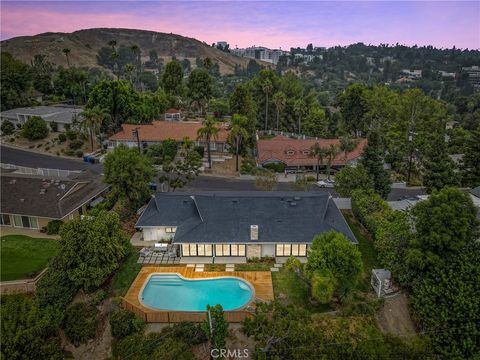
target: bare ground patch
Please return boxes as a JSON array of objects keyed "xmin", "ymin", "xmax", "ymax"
[{"xmin": 375, "ymin": 292, "xmax": 417, "ymax": 339}]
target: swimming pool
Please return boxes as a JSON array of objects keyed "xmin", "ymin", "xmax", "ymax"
[{"xmin": 140, "ymin": 273, "xmax": 254, "ymax": 311}]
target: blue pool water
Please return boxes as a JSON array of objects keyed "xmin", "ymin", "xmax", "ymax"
[{"xmin": 141, "ymin": 274, "xmax": 254, "ymax": 311}]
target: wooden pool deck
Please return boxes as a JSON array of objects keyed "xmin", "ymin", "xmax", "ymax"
[{"xmin": 121, "ymin": 266, "xmax": 274, "ymax": 323}]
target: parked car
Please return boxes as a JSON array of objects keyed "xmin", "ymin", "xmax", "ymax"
[{"xmin": 316, "ymin": 179, "xmax": 335, "ymax": 188}]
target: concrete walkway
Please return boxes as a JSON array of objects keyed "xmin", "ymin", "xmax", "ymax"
[{"xmin": 0, "ymin": 226, "xmax": 59, "ymax": 239}]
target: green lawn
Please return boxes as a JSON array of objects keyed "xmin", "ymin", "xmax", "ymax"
[
  {"xmin": 108, "ymin": 249, "xmax": 142, "ymax": 296},
  {"xmin": 342, "ymin": 210, "xmax": 379, "ymax": 291},
  {"xmin": 272, "ymin": 270, "xmax": 333, "ymax": 313},
  {"xmin": 0, "ymin": 235, "xmax": 60, "ymax": 281}
]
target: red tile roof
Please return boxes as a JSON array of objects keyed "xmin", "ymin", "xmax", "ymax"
[
  {"xmin": 165, "ymin": 108, "xmax": 181, "ymax": 114},
  {"xmin": 257, "ymin": 135, "xmax": 367, "ymax": 167},
  {"xmin": 109, "ymin": 121, "xmax": 229, "ymax": 143}
]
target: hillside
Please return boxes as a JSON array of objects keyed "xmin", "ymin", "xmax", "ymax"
[{"xmin": 0, "ymin": 28, "xmax": 253, "ymax": 75}]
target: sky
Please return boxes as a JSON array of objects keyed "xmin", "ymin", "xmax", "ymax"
[{"xmin": 1, "ymin": 1, "xmax": 479, "ymax": 49}]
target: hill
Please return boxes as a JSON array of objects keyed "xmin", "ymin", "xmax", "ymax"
[{"xmin": 0, "ymin": 28, "xmax": 254, "ymax": 75}]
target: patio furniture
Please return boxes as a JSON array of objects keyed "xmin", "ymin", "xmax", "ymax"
[{"xmin": 153, "ymin": 243, "xmax": 168, "ymax": 253}]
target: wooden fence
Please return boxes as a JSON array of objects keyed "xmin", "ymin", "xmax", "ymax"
[
  {"xmin": 0, "ymin": 268, "xmax": 48, "ymax": 294},
  {"xmin": 121, "ymin": 297, "xmax": 252, "ymax": 323}
]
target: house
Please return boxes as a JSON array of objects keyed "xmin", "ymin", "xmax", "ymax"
[
  {"xmin": 0, "ymin": 105, "xmax": 83, "ymax": 132},
  {"xmin": 0, "ymin": 170, "xmax": 109, "ymax": 231},
  {"xmin": 136, "ymin": 192, "xmax": 357, "ymax": 264},
  {"xmin": 164, "ymin": 108, "xmax": 182, "ymax": 121},
  {"xmin": 257, "ymin": 135, "xmax": 367, "ymax": 171},
  {"xmin": 108, "ymin": 121, "xmax": 230, "ymax": 153}
]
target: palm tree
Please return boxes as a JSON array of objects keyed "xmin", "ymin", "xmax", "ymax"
[
  {"xmin": 309, "ymin": 143, "xmax": 329, "ymax": 181},
  {"xmin": 80, "ymin": 106, "xmax": 108, "ymax": 152},
  {"xmin": 62, "ymin": 48, "xmax": 71, "ymax": 67},
  {"xmin": 261, "ymin": 79, "xmax": 273, "ymax": 131},
  {"xmin": 272, "ymin": 92, "xmax": 286, "ymax": 131},
  {"xmin": 111, "ymin": 52, "xmax": 120, "ymax": 80},
  {"xmin": 130, "ymin": 44, "xmax": 141, "ymax": 88},
  {"xmin": 339, "ymin": 136, "xmax": 357, "ymax": 165},
  {"xmin": 293, "ymin": 99, "xmax": 306, "ymax": 134},
  {"xmin": 326, "ymin": 144, "xmax": 339, "ymax": 180},
  {"xmin": 228, "ymin": 114, "xmax": 249, "ymax": 172},
  {"xmin": 124, "ymin": 63, "xmax": 135, "ymax": 85},
  {"xmin": 197, "ymin": 116, "xmax": 220, "ymax": 169},
  {"xmin": 107, "ymin": 40, "xmax": 117, "ymax": 51}
]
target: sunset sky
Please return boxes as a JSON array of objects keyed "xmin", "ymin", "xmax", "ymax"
[{"xmin": 1, "ymin": 1, "xmax": 479, "ymax": 49}]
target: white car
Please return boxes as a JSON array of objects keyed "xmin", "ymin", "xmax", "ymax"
[{"xmin": 316, "ymin": 179, "xmax": 335, "ymax": 188}]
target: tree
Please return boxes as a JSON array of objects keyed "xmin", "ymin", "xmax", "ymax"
[
  {"xmin": 336, "ymin": 83, "xmax": 369, "ymax": 136},
  {"xmin": 104, "ymin": 145, "xmax": 155, "ymax": 208},
  {"xmin": 305, "ymin": 231, "xmax": 363, "ymax": 301},
  {"xmin": 62, "ymin": 48, "xmax": 71, "ymax": 67},
  {"xmin": 110, "ymin": 309, "xmax": 145, "ymax": 339},
  {"xmin": 0, "ymin": 294, "xmax": 63, "ymax": 360},
  {"xmin": 162, "ymin": 60, "xmax": 184, "ymax": 96},
  {"xmin": 229, "ymin": 83, "xmax": 257, "ymax": 121},
  {"xmin": 202, "ymin": 304, "xmax": 228, "ymax": 351},
  {"xmin": 87, "ymin": 80, "xmax": 139, "ymax": 129},
  {"xmin": 160, "ymin": 139, "xmax": 202, "ymax": 192},
  {"xmin": 197, "ymin": 116, "xmax": 220, "ymax": 169},
  {"xmin": 1, "ymin": 120, "xmax": 15, "ymax": 135},
  {"xmin": 422, "ymin": 135, "xmax": 458, "ymax": 193},
  {"xmin": 360, "ymin": 130, "xmax": 391, "ymax": 199},
  {"xmin": 303, "ymin": 105, "xmax": 328, "ymax": 138},
  {"xmin": 53, "ymin": 66, "xmax": 88, "ymax": 104},
  {"xmin": 325, "ymin": 143, "xmax": 339, "ymax": 180},
  {"xmin": 228, "ymin": 114, "xmax": 250, "ymax": 172},
  {"xmin": 21, "ymin": 116, "xmax": 49, "ymax": 140},
  {"xmin": 187, "ymin": 68, "xmax": 213, "ymax": 114},
  {"xmin": 80, "ymin": 106, "xmax": 108, "ymax": 152},
  {"xmin": 461, "ymin": 129, "xmax": 480, "ymax": 187},
  {"xmin": 334, "ymin": 165, "xmax": 374, "ymax": 197},
  {"xmin": 1, "ymin": 52, "xmax": 32, "ymax": 111},
  {"xmin": 309, "ymin": 143, "xmax": 329, "ymax": 181},
  {"xmin": 124, "ymin": 63, "xmax": 135, "ymax": 85},
  {"xmin": 58, "ymin": 210, "xmax": 129, "ymax": 291},
  {"xmin": 293, "ymin": 98, "xmax": 306, "ymax": 133},
  {"xmin": 261, "ymin": 79, "xmax": 273, "ymax": 130},
  {"xmin": 407, "ymin": 187, "xmax": 478, "ymax": 281},
  {"xmin": 272, "ymin": 91, "xmax": 287, "ymax": 130},
  {"xmin": 339, "ymin": 135, "xmax": 357, "ymax": 164},
  {"xmin": 63, "ymin": 302, "xmax": 97, "ymax": 346}
]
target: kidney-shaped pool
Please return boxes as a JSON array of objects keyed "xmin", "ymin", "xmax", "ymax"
[{"xmin": 140, "ymin": 273, "xmax": 254, "ymax": 311}]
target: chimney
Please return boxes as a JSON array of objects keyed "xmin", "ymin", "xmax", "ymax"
[{"xmin": 250, "ymin": 225, "xmax": 258, "ymax": 241}]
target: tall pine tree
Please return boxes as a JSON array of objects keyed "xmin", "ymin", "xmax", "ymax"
[
  {"xmin": 461, "ymin": 129, "xmax": 480, "ymax": 187},
  {"xmin": 360, "ymin": 130, "xmax": 391, "ymax": 199},
  {"xmin": 422, "ymin": 134, "xmax": 458, "ymax": 193}
]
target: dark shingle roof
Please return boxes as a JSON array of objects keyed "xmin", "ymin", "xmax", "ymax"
[
  {"xmin": 136, "ymin": 192, "xmax": 357, "ymax": 244},
  {"xmin": 470, "ymin": 186, "xmax": 480, "ymax": 199},
  {"xmin": 0, "ymin": 171, "xmax": 109, "ymax": 219}
]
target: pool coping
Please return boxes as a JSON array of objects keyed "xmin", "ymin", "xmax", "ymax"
[
  {"xmin": 122, "ymin": 266, "xmax": 274, "ymax": 322},
  {"xmin": 138, "ymin": 272, "xmax": 256, "ymax": 312}
]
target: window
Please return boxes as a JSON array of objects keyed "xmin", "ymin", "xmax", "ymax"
[
  {"xmin": 0, "ymin": 214, "xmax": 11, "ymax": 226},
  {"xmin": 276, "ymin": 244, "xmax": 308, "ymax": 256},
  {"xmin": 302, "ymin": 150, "xmax": 310, "ymax": 155},
  {"xmin": 214, "ymin": 244, "xmax": 246, "ymax": 257},
  {"xmin": 12, "ymin": 215, "xmax": 38, "ymax": 229},
  {"xmin": 182, "ymin": 244, "xmax": 213, "ymax": 257},
  {"xmin": 13, "ymin": 215, "xmax": 22, "ymax": 227},
  {"xmin": 165, "ymin": 227, "xmax": 177, "ymax": 233},
  {"xmin": 286, "ymin": 150, "xmax": 295, "ymax": 156}
]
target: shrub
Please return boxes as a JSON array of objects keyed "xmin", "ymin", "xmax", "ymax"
[
  {"xmin": 306, "ymin": 175, "xmax": 316, "ymax": 182},
  {"xmin": 63, "ymin": 149, "xmax": 76, "ymax": 156},
  {"xmin": 90, "ymin": 289, "xmax": 108, "ymax": 306},
  {"xmin": 69, "ymin": 139, "xmax": 84, "ymax": 150},
  {"xmin": 351, "ymin": 189, "xmax": 391, "ymax": 235},
  {"xmin": 284, "ymin": 256, "xmax": 302, "ymax": 272},
  {"xmin": 110, "ymin": 309, "xmax": 145, "ymax": 339},
  {"xmin": 58, "ymin": 133, "xmax": 67, "ymax": 142},
  {"xmin": 66, "ymin": 129, "xmax": 77, "ymax": 141},
  {"xmin": 63, "ymin": 302, "xmax": 98, "ymax": 346},
  {"xmin": 194, "ymin": 145, "xmax": 204, "ymax": 158},
  {"xmin": 241, "ymin": 156, "xmax": 257, "ymax": 175},
  {"xmin": 21, "ymin": 116, "xmax": 49, "ymax": 140},
  {"xmin": 50, "ymin": 121, "xmax": 58, "ymax": 132},
  {"xmin": 1, "ymin": 120, "xmax": 15, "ymax": 135},
  {"xmin": 46, "ymin": 220, "xmax": 63, "ymax": 235},
  {"xmin": 263, "ymin": 162, "xmax": 285, "ymax": 173},
  {"xmin": 75, "ymin": 150, "xmax": 83, "ymax": 158},
  {"xmin": 164, "ymin": 322, "xmax": 207, "ymax": 345}
]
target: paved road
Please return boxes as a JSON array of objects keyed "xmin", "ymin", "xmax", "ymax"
[
  {"xmin": 2, "ymin": 145, "xmax": 426, "ymax": 200},
  {"xmin": 1, "ymin": 145, "xmax": 102, "ymax": 172}
]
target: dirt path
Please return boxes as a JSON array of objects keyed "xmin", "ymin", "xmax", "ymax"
[{"xmin": 375, "ymin": 292, "xmax": 417, "ymax": 339}]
